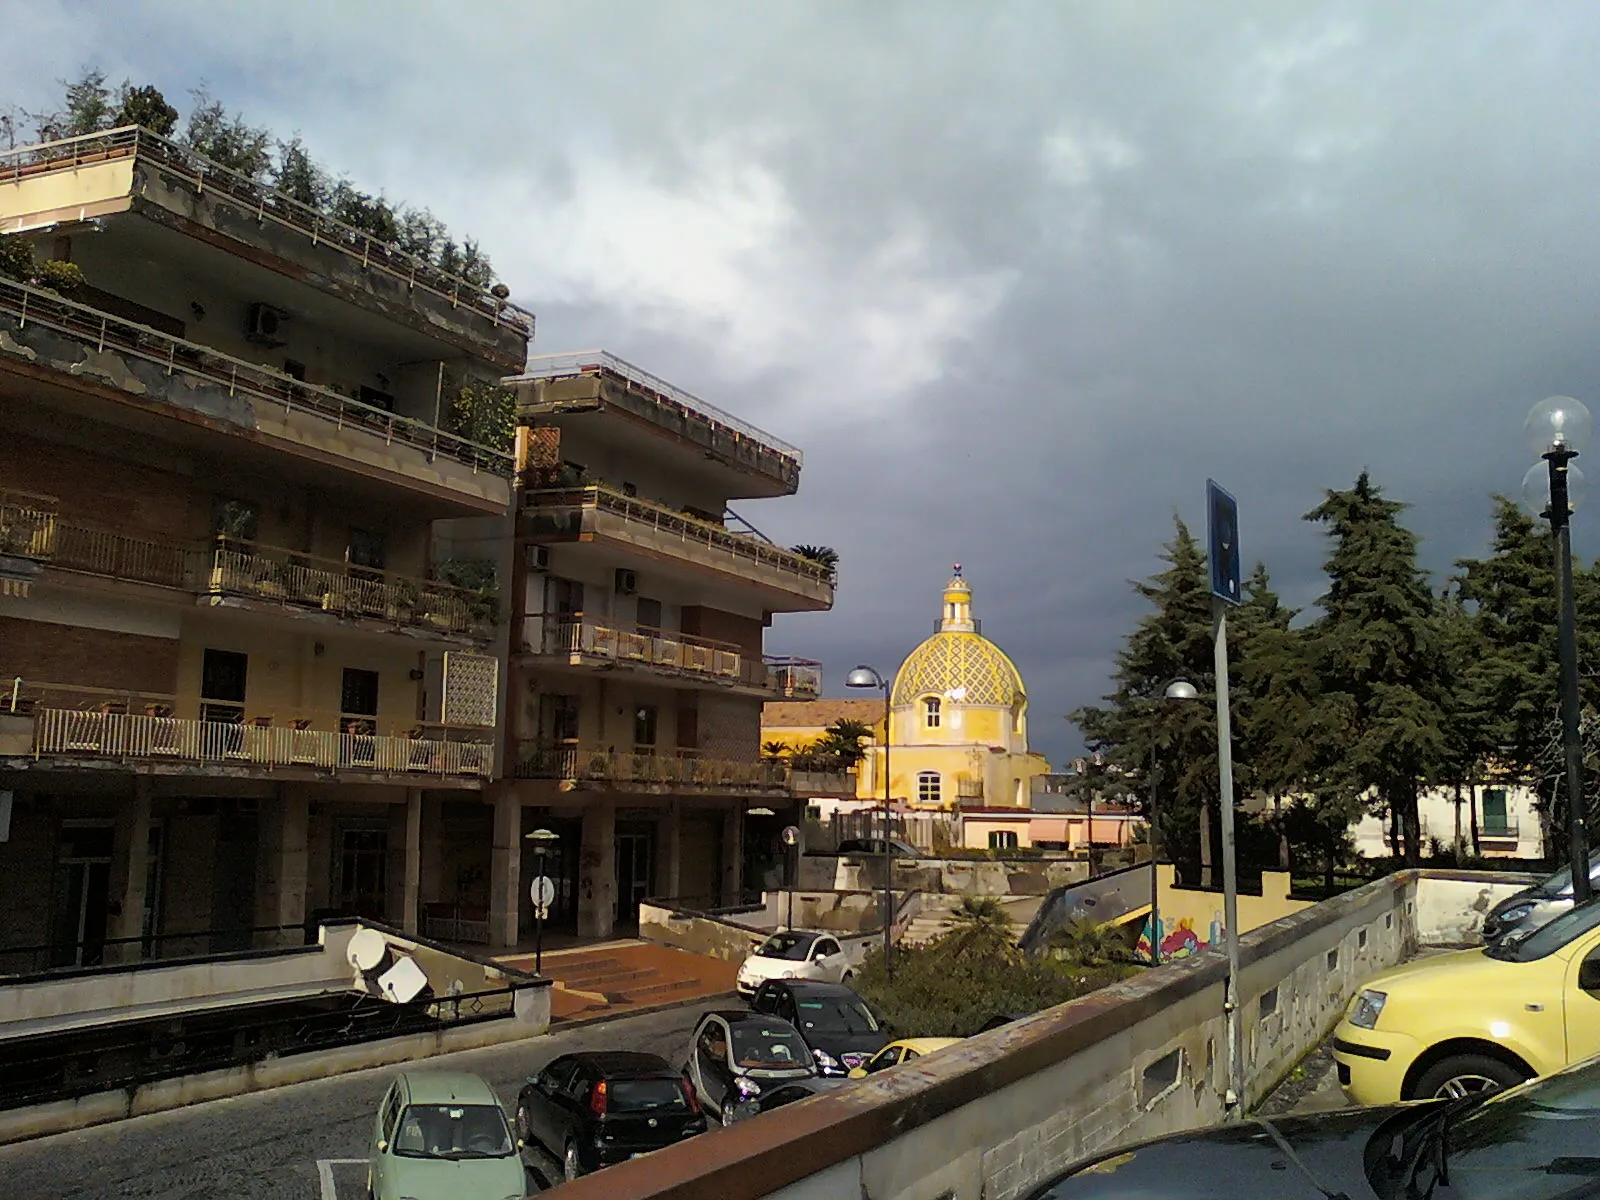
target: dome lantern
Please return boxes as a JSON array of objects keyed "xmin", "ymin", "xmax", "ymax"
[{"xmin": 891, "ymin": 566, "xmax": 1026, "ymax": 708}]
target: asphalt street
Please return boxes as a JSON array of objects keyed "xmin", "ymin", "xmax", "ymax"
[{"xmin": 0, "ymin": 1004, "xmax": 712, "ymax": 1200}]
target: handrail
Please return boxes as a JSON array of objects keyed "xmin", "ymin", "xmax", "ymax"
[
  {"xmin": 532, "ymin": 612, "xmax": 767, "ymax": 689},
  {"xmin": 517, "ymin": 349, "xmax": 801, "ymax": 466},
  {"xmin": 514, "ymin": 741, "xmax": 788, "ymax": 788},
  {"xmin": 524, "ymin": 485, "xmax": 834, "ymax": 584},
  {"xmin": 0, "ymin": 277, "xmax": 514, "ymax": 476},
  {"xmin": 0, "ymin": 125, "xmax": 535, "ymax": 337}
]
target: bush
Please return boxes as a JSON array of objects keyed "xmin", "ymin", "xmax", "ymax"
[{"xmin": 853, "ymin": 936, "xmax": 1136, "ymax": 1039}]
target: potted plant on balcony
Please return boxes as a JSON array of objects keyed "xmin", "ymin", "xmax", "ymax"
[
  {"xmin": 388, "ymin": 578, "xmax": 420, "ymax": 624},
  {"xmin": 790, "ymin": 544, "xmax": 839, "ymax": 582},
  {"xmin": 251, "ymin": 558, "xmax": 290, "ymax": 601}
]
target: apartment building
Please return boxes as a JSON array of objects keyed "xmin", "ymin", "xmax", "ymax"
[
  {"xmin": 0, "ymin": 126, "xmax": 528, "ymax": 966},
  {"xmin": 488, "ymin": 352, "xmax": 832, "ymax": 945}
]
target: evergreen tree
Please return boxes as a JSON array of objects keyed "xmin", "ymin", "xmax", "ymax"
[
  {"xmin": 273, "ymin": 136, "xmax": 327, "ymax": 208},
  {"xmin": 1072, "ymin": 517, "xmax": 1219, "ymax": 880},
  {"xmin": 112, "ymin": 83, "xmax": 178, "ymax": 135},
  {"xmin": 1303, "ymin": 473, "xmax": 1447, "ymax": 867},
  {"xmin": 1435, "ymin": 585, "xmax": 1492, "ymax": 858},
  {"xmin": 181, "ymin": 86, "xmax": 272, "ymax": 178}
]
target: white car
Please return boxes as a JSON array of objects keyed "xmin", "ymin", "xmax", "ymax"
[{"xmin": 735, "ymin": 931, "xmax": 855, "ymax": 998}]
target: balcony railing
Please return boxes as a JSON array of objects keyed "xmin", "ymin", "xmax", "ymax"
[
  {"xmin": 0, "ymin": 126, "xmax": 534, "ymax": 339},
  {"xmin": 0, "ymin": 277, "xmax": 513, "ymax": 476},
  {"xmin": 516, "ymin": 349, "xmax": 801, "ymax": 470},
  {"xmin": 765, "ymin": 657, "xmax": 822, "ymax": 698},
  {"xmin": 514, "ymin": 741, "xmax": 788, "ymax": 789},
  {"xmin": 53, "ymin": 520, "xmax": 194, "ymax": 589},
  {"xmin": 209, "ymin": 541, "xmax": 493, "ymax": 638},
  {"xmin": 522, "ymin": 486, "xmax": 834, "ymax": 585},
  {"xmin": 0, "ymin": 490, "xmax": 57, "ymax": 559},
  {"xmin": 1479, "ymin": 819, "xmax": 1521, "ymax": 839},
  {"xmin": 534, "ymin": 614, "xmax": 809, "ymax": 694}
]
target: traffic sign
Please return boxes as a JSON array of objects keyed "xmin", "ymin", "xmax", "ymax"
[
  {"xmin": 530, "ymin": 875, "xmax": 556, "ymax": 909},
  {"xmin": 1207, "ymin": 479, "xmax": 1241, "ymax": 606}
]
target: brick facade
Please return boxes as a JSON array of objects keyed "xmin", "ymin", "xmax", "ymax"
[
  {"xmin": 0, "ymin": 616, "xmax": 180, "ymax": 693},
  {"xmin": 0, "ymin": 430, "xmax": 192, "ymax": 537},
  {"xmin": 679, "ymin": 605, "xmax": 764, "ymax": 656}
]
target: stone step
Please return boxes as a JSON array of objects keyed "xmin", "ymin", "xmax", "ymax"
[
  {"xmin": 623, "ymin": 977, "xmax": 699, "ymax": 1001},
  {"xmin": 555, "ymin": 965, "xmax": 656, "ymax": 989}
]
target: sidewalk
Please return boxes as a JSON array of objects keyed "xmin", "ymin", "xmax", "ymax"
[{"xmin": 496, "ymin": 940, "xmax": 739, "ymax": 1024}]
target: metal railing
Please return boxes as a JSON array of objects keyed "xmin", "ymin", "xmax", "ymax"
[
  {"xmin": 0, "ymin": 490, "xmax": 57, "ymax": 559},
  {"xmin": 518, "ymin": 350, "xmax": 801, "ymax": 466},
  {"xmin": 766, "ymin": 657, "xmax": 822, "ymax": 697},
  {"xmin": 523, "ymin": 486, "xmax": 834, "ymax": 586},
  {"xmin": 26, "ymin": 708, "xmax": 492, "ymax": 777},
  {"xmin": 0, "ymin": 125, "xmax": 534, "ymax": 338},
  {"xmin": 0, "ymin": 276, "xmax": 514, "ymax": 476},
  {"xmin": 0, "ymin": 922, "xmax": 312, "ymax": 976},
  {"xmin": 209, "ymin": 540, "xmax": 493, "ymax": 638},
  {"xmin": 52, "ymin": 520, "xmax": 193, "ymax": 588},
  {"xmin": 514, "ymin": 741, "xmax": 788, "ymax": 789},
  {"xmin": 1478, "ymin": 819, "xmax": 1522, "ymax": 839}
]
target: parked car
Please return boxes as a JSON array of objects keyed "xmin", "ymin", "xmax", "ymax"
[
  {"xmin": 835, "ymin": 837, "xmax": 920, "ymax": 857},
  {"xmin": 368, "ymin": 1071, "xmax": 525, "ymax": 1200},
  {"xmin": 1481, "ymin": 850, "xmax": 1600, "ymax": 944},
  {"xmin": 736, "ymin": 930, "xmax": 856, "ymax": 997},
  {"xmin": 723, "ymin": 1075, "xmax": 852, "ymax": 1123},
  {"xmin": 1023, "ymin": 1050, "xmax": 1600, "ymax": 1199},
  {"xmin": 846, "ymin": 1037, "xmax": 965, "ymax": 1078},
  {"xmin": 748, "ymin": 979, "xmax": 889, "ymax": 1075},
  {"xmin": 516, "ymin": 1051, "xmax": 706, "ymax": 1182},
  {"xmin": 1333, "ymin": 894, "xmax": 1600, "ymax": 1105},
  {"xmin": 684, "ymin": 1009, "xmax": 818, "ymax": 1124}
]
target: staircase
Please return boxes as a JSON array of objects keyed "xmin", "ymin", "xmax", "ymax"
[
  {"xmin": 899, "ymin": 894, "xmax": 1047, "ymax": 949},
  {"xmin": 498, "ymin": 942, "xmax": 738, "ymax": 1022}
]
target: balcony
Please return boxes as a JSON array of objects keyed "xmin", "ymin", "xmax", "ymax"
[
  {"xmin": 521, "ymin": 486, "xmax": 834, "ymax": 612},
  {"xmin": 513, "ymin": 741, "xmax": 790, "ymax": 794},
  {"xmin": 1478, "ymin": 819, "xmax": 1521, "ymax": 841},
  {"xmin": 0, "ymin": 126, "xmax": 532, "ymax": 369},
  {"xmin": 0, "ymin": 489, "xmax": 56, "ymax": 597},
  {"xmin": 525, "ymin": 614, "xmax": 821, "ymax": 697},
  {"xmin": 0, "ymin": 277, "xmax": 513, "ymax": 506},
  {"xmin": 9, "ymin": 511, "xmax": 495, "ymax": 643},
  {"xmin": 2, "ymin": 680, "xmax": 492, "ymax": 782}
]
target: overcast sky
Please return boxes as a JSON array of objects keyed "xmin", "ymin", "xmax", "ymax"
[{"xmin": 8, "ymin": 1, "xmax": 1600, "ymax": 767}]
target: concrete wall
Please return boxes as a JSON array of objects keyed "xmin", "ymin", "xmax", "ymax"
[
  {"xmin": 555, "ymin": 870, "xmax": 1527, "ymax": 1200},
  {"xmin": 801, "ymin": 854, "xmax": 1087, "ymax": 895},
  {"xmin": 1134, "ymin": 866, "xmax": 1317, "ymax": 961},
  {"xmin": 639, "ymin": 894, "xmax": 914, "ymax": 965}
]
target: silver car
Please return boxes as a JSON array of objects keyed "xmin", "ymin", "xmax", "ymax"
[{"xmin": 1481, "ymin": 851, "xmax": 1600, "ymax": 945}]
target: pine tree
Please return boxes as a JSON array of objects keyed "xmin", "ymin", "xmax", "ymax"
[
  {"xmin": 1303, "ymin": 473, "xmax": 1447, "ymax": 866},
  {"xmin": 112, "ymin": 83, "xmax": 178, "ymax": 135}
]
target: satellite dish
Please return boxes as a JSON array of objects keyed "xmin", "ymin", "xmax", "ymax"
[
  {"xmin": 377, "ymin": 955, "xmax": 429, "ymax": 1004},
  {"xmin": 347, "ymin": 928, "xmax": 389, "ymax": 973}
]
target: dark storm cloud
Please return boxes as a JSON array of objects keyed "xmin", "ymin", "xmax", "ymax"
[{"xmin": 8, "ymin": 2, "xmax": 1600, "ymax": 764}]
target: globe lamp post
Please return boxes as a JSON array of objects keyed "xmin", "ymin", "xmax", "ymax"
[
  {"xmin": 847, "ymin": 664, "xmax": 894, "ymax": 977},
  {"xmin": 1147, "ymin": 679, "xmax": 1200, "ymax": 966}
]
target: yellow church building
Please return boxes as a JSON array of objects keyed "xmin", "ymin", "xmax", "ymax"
[{"xmin": 763, "ymin": 567, "xmax": 1049, "ymax": 811}]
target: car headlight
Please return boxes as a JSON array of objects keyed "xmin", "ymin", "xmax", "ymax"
[
  {"xmin": 813, "ymin": 1048, "xmax": 841, "ymax": 1073},
  {"xmin": 1348, "ymin": 988, "xmax": 1387, "ymax": 1030},
  {"xmin": 734, "ymin": 1076, "xmax": 762, "ymax": 1098},
  {"xmin": 1496, "ymin": 902, "xmax": 1535, "ymax": 925}
]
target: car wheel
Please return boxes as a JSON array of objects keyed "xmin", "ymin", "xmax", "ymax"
[
  {"xmin": 1411, "ymin": 1054, "xmax": 1529, "ymax": 1100},
  {"xmin": 564, "ymin": 1140, "xmax": 583, "ymax": 1181}
]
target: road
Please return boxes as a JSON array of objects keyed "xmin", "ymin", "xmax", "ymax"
[{"xmin": 0, "ymin": 1004, "xmax": 710, "ymax": 1199}]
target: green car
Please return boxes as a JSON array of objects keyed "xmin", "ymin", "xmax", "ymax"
[{"xmin": 369, "ymin": 1071, "xmax": 528, "ymax": 1200}]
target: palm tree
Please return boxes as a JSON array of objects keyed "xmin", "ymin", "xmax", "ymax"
[
  {"xmin": 790, "ymin": 544, "xmax": 839, "ymax": 575},
  {"xmin": 937, "ymin": 895, "xmax": 1019, "ymax": 962},
  {"xmin": 817, "ymin": 718, "xmax": 873, "ymax": 766},
  {"xmin": 762, "ymin": 740, "xmax": 790, "ymax": 761},
  {"xmin": 1048, "ymin": 917, "xmax": 1125, "ymax": 967}
]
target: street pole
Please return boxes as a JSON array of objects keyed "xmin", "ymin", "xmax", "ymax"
[
  {"xmin": 1548, "ymin": 450, "xmax": 1593, "ymax": 903},
  {"xmin": 534, "ymin": 846, "xmax": 547, "ymax": 976},
  {"xmin": 1149, "ymin": 743, "xmax": 1161, "ymax": 966},
  {"xmin": 881, "ymin": 679, "xmax": 893, "ymax": 978},
  {"xmin": 1213, "ymin": 598, "xmax": 1243, "ymax": 1115}
]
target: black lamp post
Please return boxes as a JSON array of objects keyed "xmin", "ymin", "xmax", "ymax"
[
  {"xmin": 525, "ymin": 827, "xmax": 560, "ymax": 974},
  {"xmin": 1147, "ymin": 679, "xmax": 1199, "ymax": 966},
  {"xmin": 1524, "ymin": 395, "xmax": 1594, "ymax": 903},
  {"xmin": 847, "ymin": 664, "xmax": 893, "ymax": 977}
]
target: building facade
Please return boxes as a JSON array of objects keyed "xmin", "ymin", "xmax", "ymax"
[
  {"xmin": 489, "ymin": 352, "xmax": 833, "ymax": 945},
  {"xmin": 1349, "ymin": 781, "xmax": 1544, "ymax": 860},
  {"xmin": 0, "ymin": 125, "xmax": 528, "ymax": 966}
]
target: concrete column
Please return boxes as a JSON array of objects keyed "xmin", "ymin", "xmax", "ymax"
[
  {"xmin": 578, "ymin": 800, "xmax": 616, "ymax": 939},
  {"xmin": 110, "ymin": 779, "xmax": 153, "ymax": 961},
  {"xmin": 402, "ymin": 789, "xmax": 422, "ymax": 936},
  {"xmin": 721, "ymin": 804, "xmax": 744, "ymax": 906},
  {"xmin": 419, "ymin": 794, "xmax": 444, "ymax": 914},
  {"xmin": 488, "ymin": 788, "xmax": 523, "ymax": 948},
  {"xmin": 654, "ymin": 800, "xmax": 682, "ymax": 899}
]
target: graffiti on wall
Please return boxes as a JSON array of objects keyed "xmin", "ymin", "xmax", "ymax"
[{"xmin": 1135, "ymin": 912, "xmax": 1226, "ymax": 961}]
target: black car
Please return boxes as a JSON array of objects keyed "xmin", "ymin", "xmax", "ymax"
[
  {"xmin": 684, "ymin": 1009, "xmax": 818, "ymax": 1125},
  {"xmin": 1023, "ymin": 1051, "xmax": 1600, "ymax": 1199},
  {"xmin": 516, "ymin": 1051, "xmax": 706, "ymax": 1182},
  {"xmin": 749, "ymin": 979, "xmax": 888, "ymax": 1075},
  {"xmin": 1482, "ymin": 850, "xmax": 1600, "ymax": 944}
]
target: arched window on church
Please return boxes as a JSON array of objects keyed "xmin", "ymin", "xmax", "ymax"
[
  {"xmin": 918, "ymin": 770, "xmax": 941, "ymax": 806},
  {"xmin": 923, "ymin": 697, "xmax": 941, "ymax": 729}
]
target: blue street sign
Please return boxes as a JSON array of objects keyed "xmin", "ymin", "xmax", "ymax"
[{"xmin": 1207, "ymin": 479, "xmax": 1241, "ymax": 606}]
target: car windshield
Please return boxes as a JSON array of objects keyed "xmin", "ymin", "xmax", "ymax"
[
  {"xmin": 756, "ymin": 932, "xmax": 816, "ymax": 961},
  {"xmin": 1536, "ymin": 851, "xmax": 1600, "ymax": 898},
  {"xmin": 609, "ymin": 1078, "xmax": 690, "ymax": 1112},
  {"xmin": 1485, "ymin": 895, "xmax": 1600, "ymax": 961},
  {"xmin": 794, "ymin": 997, "xmax": 879, "ymax": 1034},
  {"xmin": 731, "ymin": 1022, "xmax": 813, "ymax": 1069},
  {"xmin": 392, "ymin": 1103, "xmax": 514, "ymax": 1159}
]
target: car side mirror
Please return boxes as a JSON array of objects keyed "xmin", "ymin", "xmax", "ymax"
[
  {"xmin": 1580, "ymin": 956, "xmax": 1600, "ymax": 992},
  {"xmin": 377, "ymin": 1139, "xmax": 389, "ymax": 1153},
  {"xmin": 847, "ymin": 1067, "xmax": 866, "ymax": 1080}
]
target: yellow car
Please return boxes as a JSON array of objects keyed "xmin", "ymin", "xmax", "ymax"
[
  {"xmin": 1332, "ymin": 897, "xmax": 1600, "ymax": 1104},
  {"xmin": 846, "ymin": 1037, "xmax": 963, "ymax": 1078}
]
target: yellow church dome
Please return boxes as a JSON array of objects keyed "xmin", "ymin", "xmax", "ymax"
[{"xmin": 891, "ymin": 566, "xmax": 1027, "ymax": 708}]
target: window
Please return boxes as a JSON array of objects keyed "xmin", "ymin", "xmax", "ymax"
[
  {"xmin": 338, "ymin": 827, "xmax": 387, "ymax": 915},
  {"xmin": 634, "ymin": 705, "xmax": 658, "ymax": 748},
  {"xmin": 635, "ymin": 597, "xmax": 662, "ymax": 631},
  {"xmin": 1482, "ymin": 788, "xmax": 1510, "ymax": 836},
  {"xmin": 917, "ymin": 770, "xmax": 941, "ymax": 806},
  {"xmin": 923, "ymin": 696, "xmax": 941, "ymax": 728},
  {"xmin": 210, "ymin": 497, "xmax": 259, "ymax": 546},
  {"xmin": 340, "ymin": 668, "xmax": 380, "ymax": 730},
  {"xmin": 283, "ymin": 359, "xmax": 307, "ymax": 382},
  {"xmin": 200, "ymin": 648, "xmax": 248, "ymax": 724},
  {"xmin": 542, "ymin": 694, "xmax": 580, "ymax": 743},
  {"xmin": 988, "ymin": 830, "xmax": 1019, "ymax": 850},
  {"xmin": 549, "ymin": 577, "xmax": 584, "ymax": 617},
  {"xmin": 348, "ymin": 528, "xmax": 386, "ymax": 582}
]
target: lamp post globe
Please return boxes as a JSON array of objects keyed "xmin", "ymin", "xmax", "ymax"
[
  {"xmin": 846, "ymin": 664, "xmax": 894, "ymax": 976},
  {"xmin": 1148, "ymin": 678, "xmax": 1198, "ymax": 967},
  {"xmin": 525, "ymin": 828, "xmax": 559, "ymax": 973},
  {"xmin": 1526, "ymin": 395, "xmax": 1593, "ymax": 458}
]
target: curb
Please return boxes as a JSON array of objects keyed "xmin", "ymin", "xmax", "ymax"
[{"xmin": 550, "ymin": 988, "xmax": 739, "ymax": 1032}]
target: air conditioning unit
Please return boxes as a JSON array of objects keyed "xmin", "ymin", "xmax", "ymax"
[
  {"xmin": 246, "ymin": 302, "xmax": 290, "ymax": 347},
  {"xmin": 615, "ymin": 568, "xmax": 638, "ymax": 596},
  {"xmin": 530, "ymin": 545, "xmax": 551, "ymax": 573}
]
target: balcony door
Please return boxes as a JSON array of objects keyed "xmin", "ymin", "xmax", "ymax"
[
  {"xmin": 340, "ymin": 668, "xmax": 380, "ymax": 766},
  {"xmin": 337, "ymin": 826, "xmax": 388, "ymax": 920},
  {"xmin": 50, "ymin": 822, "xmax": 114, "ymax": 967},
  {"xmin": 200, "ymin": 649, "xmax": 248, "ymax": 758},
  {"xmin": 615, "ymin": 825, "xmax": 655, "ymax": 928}
]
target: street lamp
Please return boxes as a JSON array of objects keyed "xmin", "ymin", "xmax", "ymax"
[
  {"xmin": 1148, "ymin": 679, "xmax": 1200, "ymax": 966},
  {"xmin": 525, "ymin": 828, "xmax": 560, "ymax": 974},
  {"xmin": 847, "ymin": 664, "xmax": 894, "ymax": 977},
  {"xmin": 1523, "ymin": 396, "xmax": 1594, "ymax": 904}
]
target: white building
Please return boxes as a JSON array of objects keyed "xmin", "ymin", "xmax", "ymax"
[{"xmin": 1349, "ymin": 782, "xmax": 1542, "ymax": 860}]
